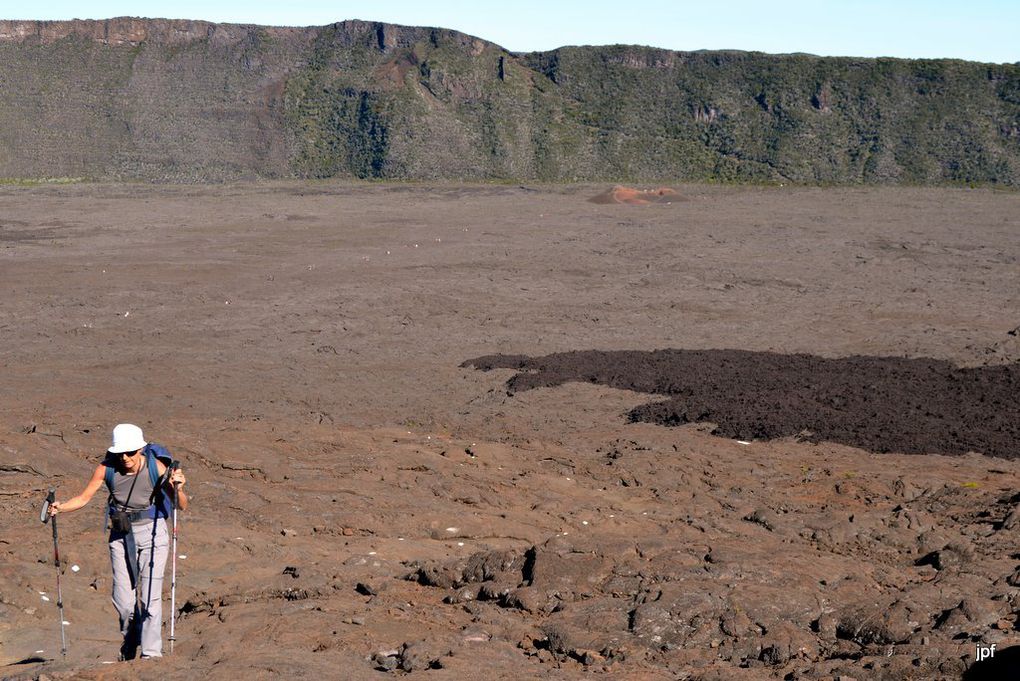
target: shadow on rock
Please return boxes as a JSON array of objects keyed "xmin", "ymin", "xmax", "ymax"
[{"xmin": 461, "ymin": 349, "xmax": 1020, "ymax": 459}]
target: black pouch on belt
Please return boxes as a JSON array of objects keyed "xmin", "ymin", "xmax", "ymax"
[{"xmin": 110, "ymin": 508, "xmax": 133, "ymax": 534}]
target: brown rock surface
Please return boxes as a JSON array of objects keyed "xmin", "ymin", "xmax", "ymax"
[{"xmin": 1, "ymin": 182, "xmax": 1019, "ymax": 679}]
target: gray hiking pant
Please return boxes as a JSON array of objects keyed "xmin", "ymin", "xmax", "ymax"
[{"xmin": 109, "ymin": 518, "xmax": 169, "ymax": 658}]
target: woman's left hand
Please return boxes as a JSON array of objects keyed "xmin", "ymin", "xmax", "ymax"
[{"xmin": 170, "ymin": 469, "xmax": 186, "ymax": 487}]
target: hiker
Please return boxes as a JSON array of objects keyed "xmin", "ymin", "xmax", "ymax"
[{"xmin": 49, "ymin": 423, "xmax": 188, "ymax": 659}]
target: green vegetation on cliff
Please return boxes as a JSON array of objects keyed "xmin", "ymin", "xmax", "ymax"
[{"xmin": 1, "ymin": 18, "xmax": 1018, "ymax": 184}]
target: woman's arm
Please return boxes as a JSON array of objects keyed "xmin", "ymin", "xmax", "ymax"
[{"xmin": 51, "ymin": 465, "xmax": 107, "ymax": 514}]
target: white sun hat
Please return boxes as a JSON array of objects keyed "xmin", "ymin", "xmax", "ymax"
[{"xmin": 108, "ymin": 423, "xmax": 147, "ymax": 454}]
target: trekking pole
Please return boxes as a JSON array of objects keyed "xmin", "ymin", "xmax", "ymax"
[
  {"xmin": 39, "ymin": 489, "xmax": 68, "ymax": 657},
  {"xmin": 168, "ymin": 460, "xmax": 180, "ymax": 655}
]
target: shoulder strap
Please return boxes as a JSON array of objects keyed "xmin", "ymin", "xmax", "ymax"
[
  {"xmin": 146, "ymin": 447, "xmax": 160, "ymax": 487},
  {"xmin": 146, "ymin": 447, "xmax": 170, "ymax": 510},
  {"xmin": 104, "ymin": 464, "xmax": 115, "ymax": 491}
]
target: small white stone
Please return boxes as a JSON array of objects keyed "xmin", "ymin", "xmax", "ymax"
[
  {"xmin": 62, "ymin": 620, "xmax": 70, "ymax": 626},
  {"xmin": 368, "ymin": 551, "xmax": 377, "ymax": 555},
  {"xmin": 445, "ymin": 527, "xmax": 458, "ymax": 533},
  {"xmin": 398, "ymin": 537, "xmax": 405, "ymax": 541},
  {"xmin": 41, "ymin": 595, "xmax": 50, "ymax": 602},
  {"xmin": 179, "ymin": 555, "xmax": 187, "ymax": 559},
  {"xmin": 71, "ymin": 564, "xmax": 80, "ymax": 572},
  {"xmin": 582, "ymin": 521, "xmax": 589, "ymax": 525},
  {"xmin": 457, "ymin": 542, "xmax": 464, "ymax": 547}
]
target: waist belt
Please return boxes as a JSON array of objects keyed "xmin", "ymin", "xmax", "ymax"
[{"xmin": 126, "ymin": 508, "xmax": 154, "ymax": 524}]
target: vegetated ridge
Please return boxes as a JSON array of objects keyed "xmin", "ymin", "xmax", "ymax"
[{"xmin": 1, "ymin": 17, "xmax": 1019, "ymax": 184}]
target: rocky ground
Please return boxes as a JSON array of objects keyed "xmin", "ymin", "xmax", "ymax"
[{"xmin": 1, "ymin": 182, "xmax": 1018, "ymax": 679}]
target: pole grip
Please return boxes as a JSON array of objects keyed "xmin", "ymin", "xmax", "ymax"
[
  {"xmin": 40, "ymin": 488, "xmax": 55, "ymax": 524},
  {"xmin": 163, "ymin": 459, "xmax": 180, "ymax": 487}
]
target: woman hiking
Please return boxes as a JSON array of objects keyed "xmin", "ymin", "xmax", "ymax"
[{"xmin": 49, "ymin": 423, "xmax": 188, "ymax": 659}]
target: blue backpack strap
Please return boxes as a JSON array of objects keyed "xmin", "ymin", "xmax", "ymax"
[
  {"xmin": 102, "ymin": 461, "xmax": 116, "ymax": 533},
  {"xmin": 145, "ymin": 446, "xmax": 160, "ymax": 487},
  {"xmin": 144, "ymin": 443, "xmax": 175, "ymax": 519}
]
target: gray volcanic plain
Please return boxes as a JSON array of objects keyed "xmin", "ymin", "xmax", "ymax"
[{"xmin": 1, "ymin": 182, "xmax": 1019, "ymax": 680}]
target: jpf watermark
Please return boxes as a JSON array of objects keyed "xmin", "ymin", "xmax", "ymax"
[{"xmin": 976, "ymin": 643, "xmax": 996, "ymax": 662}]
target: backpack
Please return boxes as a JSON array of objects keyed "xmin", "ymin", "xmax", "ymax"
[{"xmin": 103, "ymin": 443, "xmax": 175, "ymax": 522}]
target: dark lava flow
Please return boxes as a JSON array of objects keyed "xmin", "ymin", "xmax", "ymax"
[{"xmin": 462, "ymin": 350, "xmax": 1020, "ymax": 459}]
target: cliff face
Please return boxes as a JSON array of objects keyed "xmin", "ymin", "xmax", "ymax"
[
  {"xmin": 1, "ymin": 17, "xmax": 1018, "ymax": 184},
  {"xmin": 0, "ymin": 18, "xmax": 313, "ymax": 181},
  {"xmin": 0, "ymin": 17, "xmax": 274, "ymax": 45}
]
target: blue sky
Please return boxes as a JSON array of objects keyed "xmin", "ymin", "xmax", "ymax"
[{"xmin": 5, "ymin": 1, "xmax": 1018, "ymax": 63}]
